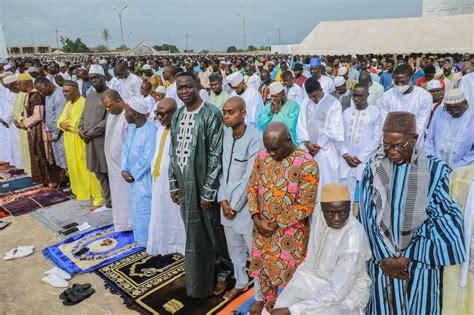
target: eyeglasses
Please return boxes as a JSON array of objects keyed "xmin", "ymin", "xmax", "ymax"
[{"xmin": 382, "ymin": 140, "xmax": 410, "ymax": 152}]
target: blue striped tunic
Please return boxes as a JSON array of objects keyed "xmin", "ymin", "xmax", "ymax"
[{"xmin": 359, "ymin": 156, "xmax": 466, "ymax": 314}]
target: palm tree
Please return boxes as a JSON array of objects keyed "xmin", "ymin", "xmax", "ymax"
[{"xmin": 101, "ymin": 28, "xmax": 111, "ymax": 50}]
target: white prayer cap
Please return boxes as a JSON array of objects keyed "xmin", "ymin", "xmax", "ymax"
[
  {"xmin": 434, "ymin": 67, "xmax": 443, "ymax": 79},
  {"xmin": 334, "ymin": 76, "xmax": 346, "ymax": 87},
  {"xmin": 4, "ymin": 64, "xmax": 12, "ymax": 71},
  {"xmin": 426, "ymin": 80, "xmax": 442, "ymax": 91},
  {"xmin": 227, "ymin": 72, "xmax": 244, "ymax": 87},
  {"xmin": 142, "ymin": 64, "xmax": 152, "ymax": 70},
  {"xmin": 269, "ymin": 82, "xmax": 285, "ymax": 96},
  {"xmin": 444, "ymin": 89, "xmax": 465, "ymax": 104},
  {"xmin": 127, "ymin": 96, "xmax": 149, "ymax": 115},
  {"xmin": 99, "ymin": 59, "xmax": 108, "ymax": 65},
  {"xmin": 226, "ymin": 61, "xmax": 232, "ymax": 65},
  {"xmin": 219, "ymin": 60, "xmax": 226, "ymax": 65},
  {"xmin": 58, "ymin": 61, "xmax": 66, "ymax": 67},
  {"xmin": 371, "ymin": 58, "xmax": 377, "ymax": 62},
  {"xmin": 351, "ymin": 54, "xmax": 357, "ymax": 59},
  {"xmin": 27, "ymin": 66, "xmax": 39, "ymax": 73},
  {"xmin": 321, "ymin": 62, "xmax": 326, "ymax": 67},
  {"xmin": 337, "ymin": 67, "xmax": 348, "ymax": 76},
  {"xmin": 155, "ymin": 85, "xmax": 166, "ymax": 94},
  {"xmin": 89, "ymin": 64, "xmax": 105, "ymax": 76},
  {"xmin": 267, "ymin": 61, "xmax": 275, "ymax": 66},
  {"xmin": 3, "ymin": 75, "xmax": 17, "ymax": 85}
]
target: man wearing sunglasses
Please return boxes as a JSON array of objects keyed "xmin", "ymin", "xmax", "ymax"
[{"xmin": 358, "ymin": 111, "xmax": 465, "ymax": 315}]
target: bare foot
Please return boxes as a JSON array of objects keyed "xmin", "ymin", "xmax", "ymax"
[
  {"xmin": 223, "ymin": 287, "xmax": 245, "ymax": 300},
  {"xmin": 213, "ymin": 281, "xmax": 227, "ymax": 295},
  {"xmin": 249, "ymin": 300, "xmax": 264, "ymax": 315},
  {"xmin": 89, "ymin": 205, "xmax": 101, "ymax": 211}
]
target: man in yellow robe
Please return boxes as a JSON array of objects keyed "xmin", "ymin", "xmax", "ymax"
[{"xmin": 57, "ymin": 80, "xmax": 102, "ymax": 208}]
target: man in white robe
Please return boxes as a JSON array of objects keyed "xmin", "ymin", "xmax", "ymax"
[
  {"xmin": 244, "ymin": 64, "xmax": 261, "ymax": 91},
  {"xmin": 282, "ymin": 70, "xmax": 305, "ymax": 105},
  {"xmin": 147, "ymin": 98, "xmax": 186, "ymax": 256},
  {"xmin": 227, "ymin": 71, "xmax": 264, "ymax": 131},
  {"xmin": 380, "ymin": 64, "xmax": 432, "ymax": 142},
  {"xmin": 359, "ymin": 70, "xmax": 384, "ymax": 107},
  {"xmin": 273, "ymin": 184, "xmax": 371, "ymax": 315},
  {"xmin": 163, "ymin": 65, "xmax": 184, "ymax": 108},
  {"xmin": 297, "ymin": 77, "xmax": 345, "ymax": 189},
  {"xmin": 114, "ymin": 63, "xmax": 142, "ymax": 102},
  {"xmin": 0, "ymin": 72, "xmax": 12, "ymax": 162},
  {"xmin": 309, "ymin": 58, "xmax": 335, "ymax": 94},
  {"xmin": 101, "ymin": 89, "xmax": 132, "ymax": 232},
  {"xmin": 459, "ymin": 71, "xmax": 474, "ymax": 106},
  {"xmin": 1, "ymin": 75, "xmax": 23, "ymax": 168},
  {"xmin": 340, "ymin": 83, "xmax": 382, "ymax": 198}
]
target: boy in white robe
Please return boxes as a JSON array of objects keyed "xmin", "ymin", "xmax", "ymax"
[{"xmin": 273, "ymin": 184, "xmax": 371, "ymax": 315}]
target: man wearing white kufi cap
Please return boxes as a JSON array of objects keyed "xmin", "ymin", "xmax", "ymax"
[
  {"xmin": 426, "ymin": 79, "xmax": 444, "ymax": 128},
  {"xmin": 79, "ymin": 64, "xmax": 111, "ymax": 211},
  {"xmin": 331, "ymin": 76, "xmax": 352, "ymax": 112},
  {"xmin": 257, "ymin": 81, "xmax": 300, "ymax": 143},
  {"xmin": 121, "ymin": 95, "xmax": 157, "ymax": 247},
  {"xmin": 228, "ymin": 71, "xmax": 264, "ymax": 131},
  {"xmin": 425, "ymin": 88, "xmax": 474, "ymax": 168},
  {"xmin": 274, "ymin": 184, "xmax": 371, "ymax": 315}
]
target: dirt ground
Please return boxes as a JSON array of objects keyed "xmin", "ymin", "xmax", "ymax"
[{"xmin": 0, "ymin": 215, "xmax": 138, "ymax": 315}]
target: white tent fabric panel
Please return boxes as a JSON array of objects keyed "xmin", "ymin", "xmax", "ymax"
[{"xmin": 294, "ymin": 14, "xmax": 474, "ymax": 55}]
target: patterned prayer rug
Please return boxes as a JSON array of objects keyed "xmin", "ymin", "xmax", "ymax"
[
  {"xmin": 0, "ymin": 186, "xmax": 72, "ymax": 216},
  {"xmin": 95, "ymin": 250, "xmax": 185, "ymax": 302},
  {"xmin": 132, "ymin": 275, "xmax": 253, "ymax": 314},
  {"xmin": 42, "ymin": 224, "xmax": 142, "ymax": 275},
  {"xmin": 0, "ymin": 176, "xmax": 33, "ymax": 194},
  {"xmin": 0, "ymin": 207, "xmax": 9, "ymax": 218}
]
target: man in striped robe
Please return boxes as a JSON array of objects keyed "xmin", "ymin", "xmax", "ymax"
[{"xmin": 359, "ymin": 111, "xmax": 466, "ymax": 314}]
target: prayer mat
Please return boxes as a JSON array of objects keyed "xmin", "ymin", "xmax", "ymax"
[
  {"xmin": 132, "ymin": 275, "xmax": 253, "ymax": 315},
  {"xmin": 95, "ymin": 250, "xmax": 185, "ymax": 302},
  {"xmin": 0, "ymin": 176, "xmax": 33, "ymax": 194},
  {"xmin": 42, "ymin": 224, "xmax": 142, "ymax": 275},
  {"xmin": 0, "ymin": 187, "xmax": 72, "ymax": 216},
  {"xmin": 30, "ymin": 199, "xmax": 112, "ymax": 238},
  {"xmin": 0, "ymin": 207, "xmax": 9, "ymax": 218}
]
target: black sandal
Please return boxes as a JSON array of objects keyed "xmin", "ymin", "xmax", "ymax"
[
  {"xmin": 59, "ymin": 283, "xmax": 92, "ymax": 300},
  {"xmin": 62, "ymin": 288, "xmax": 95, "ymax": 305}
]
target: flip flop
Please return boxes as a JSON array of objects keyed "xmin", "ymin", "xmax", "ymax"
[
  {"xmin": 45, "ymin": 266, "xmax": 72, "ymax": 280},
  {"xmin": 223, "ymin": 285, "xmax": 249, "ymax": 300},
  {"xmin": 3, "ymin": 245, "xmax": 34, "ymax": 260},
  {"xmin": 59, "ymin": 284, "xmax": 91, "ymax": 300},
  {"xmin": 42, "ymin": 273, "xmax": 69, "ymax": 288},
  {"xmin": 62, "ymin": 288, "xmax": 95, "ymax": 305}
]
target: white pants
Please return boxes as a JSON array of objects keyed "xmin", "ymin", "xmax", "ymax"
[{"xmin": 223, "ymin": 226, "xmax": 263, "ymax": 301}]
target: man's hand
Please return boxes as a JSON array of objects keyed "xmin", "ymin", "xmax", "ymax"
[
  {"xmin": 121, "ymin": 170, "xmax": 135, "ymax": 183},
  {"xmin": 380, "ymin": 257, "xmax": 410, "ymax": 280},
  {"xmin": 271, "ymin": 98, "xmax": 282, "ymax": 114},
  {"xmin": 305, "ymin": 142, "xmax": 320, "ymax": 156},
  {"xmin": 271, "ymin": 308, "xmax": 291, "ymax": 315},
  {"xmin": 15, "ymin": 119, "xmax": 26, "ymax": 129},
  {"xmin": 79, "ymin": 130, "xmax": 91, "ymax": 143},
  {"xmin": 170, "ymin": 191, "xmax": 181, "ymax": 205},
  {"xmin": 60, "ymin": 121, "xmax": 72, "ymax": 131},
  {"xmin": 343, "ymin": 154, "xmax": 359, "ymax": 168},
  {"xmin": 47, "ymin": 132, "xmax": 54, "ymax": 142},
  {"xmin": 220, "ymin": 200, "xmax": 236, "ymax": 220},
  {"xmin": 200, "ymin": 198, "xmax": 213, "ymax": 210},
  {"xmin": 253, "ymin": 215, "xmax": 277, "ymax": 237}
]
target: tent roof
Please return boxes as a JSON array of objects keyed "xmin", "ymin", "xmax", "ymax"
[
  {"xmin": 127, "ymin": 41, "xmax": 157, "ymax": 55},
  {"xmin": 294, "ymin": 13, "xmax": 474, "ymax": 55}
]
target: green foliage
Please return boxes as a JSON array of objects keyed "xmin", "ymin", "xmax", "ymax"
[
  {"xmin": 247, "ymin": 45, "xmax": 258, "ymax": 51},
  {"xmin": 60, "ymin": 36, "xmax": 90, "ymax": 53},
  {"xmin": 153, "ymin": 44, "xmax": 180, "ymax": 53},
  {"xmin": 96, "ymin": 45, "xmax": 109, "ymax": 52},
  {"xmin": 116, "ymin": 44, "xmax": 129, "ymax": 50},
  {"xmin": 226, "ymin": 46, "xmax": 238, "ymax": 53}
]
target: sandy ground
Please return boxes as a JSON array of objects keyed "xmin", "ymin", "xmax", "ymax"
[{"xmin": 0, "ymin": 215, "xmax": 138, "ymax": 315}]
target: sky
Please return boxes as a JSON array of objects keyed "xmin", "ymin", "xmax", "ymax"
[{"xmin": 1, "ymin": 0, "xmax": 423, "ymax": 52}]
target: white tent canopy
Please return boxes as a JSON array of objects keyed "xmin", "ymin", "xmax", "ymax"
[{"xmin": 294, "ymin": 13, "xmax": 474, "ymax": 55}]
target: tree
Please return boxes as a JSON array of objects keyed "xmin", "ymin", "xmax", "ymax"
[
  {"xmin": 96, "ymin": 45, "xmax": 109, "ymax": 53},
  {"xmin": 101, "ymin": 28, "xmax": 111, "ymax": 50},
  {"xmin": 153, "ymin": 44, "xmax": 180, "ymax": 53},
  {"xmin": 226, "ymin": 46, "xmax": 237, "ymax": 53},
  {"xmin": 116, "ymin": 44, "xmax": 129, "ymax": 51},
  {"xmin": 247, "ymin": 45, "xmax": 258, "ymax": 51},
  {"xmin": 60, "ymin": 36, "xmax": 90, "ymax": 53}
]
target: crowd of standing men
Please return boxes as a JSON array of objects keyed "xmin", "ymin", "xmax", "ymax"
[{"xmin": 0, "ymin": 52, "xmax": 473, "ymax": 314}]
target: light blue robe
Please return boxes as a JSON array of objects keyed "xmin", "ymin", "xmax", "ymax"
[
  {"xmin": 45, "ymin": 87, "xmax": 67, "ymax": 169},
  {"xmin": 425, "ymin": 105, "xmax": 474, "ymax": 168},
  {"xmin": 121, "ymin": 120, "xmax": 157, "ymax": 247}
]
